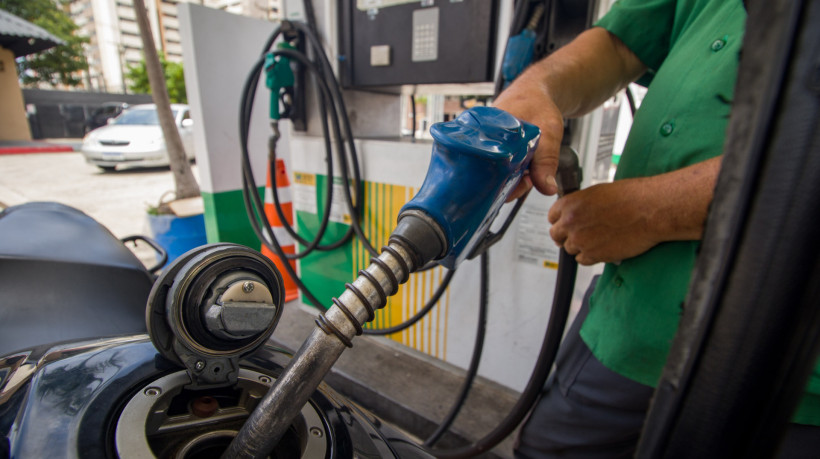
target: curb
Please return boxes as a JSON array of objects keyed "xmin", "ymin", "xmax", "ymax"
[{"xmin": 0, "ymin": 144, "xmax": 76, "ymax": 155}]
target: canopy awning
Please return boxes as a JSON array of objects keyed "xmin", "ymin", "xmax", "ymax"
[{"xmin": 0, "ymin": 9, "xmax": 64, "ymax": 57}]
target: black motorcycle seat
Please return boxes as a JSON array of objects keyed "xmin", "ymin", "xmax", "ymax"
[{"xmin": 0, "ymin": 202, "xmax": 151, "ymax": 356}]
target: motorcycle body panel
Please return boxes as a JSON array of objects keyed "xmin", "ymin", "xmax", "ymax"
[{"xmin": 0, "ymin": 337, "xmax": 430, "ymax": 458}]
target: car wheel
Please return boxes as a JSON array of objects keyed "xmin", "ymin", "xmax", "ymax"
[{"xmin": 98, "ymin": 166, "xmax": 116, "ymax": 173}]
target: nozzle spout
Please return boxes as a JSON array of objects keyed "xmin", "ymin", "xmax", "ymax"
[{"xmin": 223, "ymin": 237, "xmax": 422, "ymax": 458}]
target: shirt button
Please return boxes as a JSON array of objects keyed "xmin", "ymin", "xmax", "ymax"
[
  {"xmin": 614, "ymin": 276, "xmax": 624, "ymax": 287},
  {"xmin": 660, "ymin": 121, "xmax": 675, "ymax": 136},
  {"xmin": 711, "ymin": 36, "xmax": 727, "ymax": 52}
]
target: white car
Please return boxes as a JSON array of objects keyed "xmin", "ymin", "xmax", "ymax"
[{"xmin": 81, "ymin": 104, "xmax": 195, "ymax": 172}]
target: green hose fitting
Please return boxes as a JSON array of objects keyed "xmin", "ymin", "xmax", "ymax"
[{"xmin": 265, "ymin": 42, "xmax": 296, "ymax": 121}]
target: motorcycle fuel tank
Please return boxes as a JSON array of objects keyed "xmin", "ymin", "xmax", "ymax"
[{"xmin": 0, "ymin": 336, "xmax": 431, "ymax": 458}]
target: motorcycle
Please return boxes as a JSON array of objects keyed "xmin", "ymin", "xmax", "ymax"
[{"xmin": 0, "ymin": 202, "xmax": 431, "ymax": 458}]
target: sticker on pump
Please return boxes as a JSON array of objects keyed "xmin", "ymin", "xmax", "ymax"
[
  {"xmin": 329, "ymin": 177, "xmax": 353, "ymax": 225},
  {"xmin": 292, "ymin": 172, "xmax": 318, "ymax": 215},
  {"xmin": 516, "ymin": 194, "xmax": 560, "ymax": 269}
]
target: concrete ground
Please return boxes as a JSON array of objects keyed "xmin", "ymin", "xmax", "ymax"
[{"xmin": 0, "ymin": 149, "xmax": 198, "ymax": 266}]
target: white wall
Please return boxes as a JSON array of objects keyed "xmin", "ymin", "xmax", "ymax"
[{"xmin": 178, "ymin": 3, "xmax": 285, "ymax": 194}]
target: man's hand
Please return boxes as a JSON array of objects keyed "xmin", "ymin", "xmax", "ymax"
[
  {"xmin": 494, "ymin": 88, "xmax": 564, "ymax": 198},
  {"xmin": 492, "ymin": 27, "xmax": 647, "ymax": 201},
  {"xmin": 548, "ymin": 156, "xmax": 723, "ymax": 265},
  {"xmin": 548, "ymin": 180, "xmax": 659, "ymax": 265}
]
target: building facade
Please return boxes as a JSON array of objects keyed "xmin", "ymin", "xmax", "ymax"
[{"xmin": 70, "ymin": 0, "xmax": 282, "ymax": 93}]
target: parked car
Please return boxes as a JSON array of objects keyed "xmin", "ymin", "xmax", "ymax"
[
  {"xmin": 81, "ymin": 103, "xmax": 195, "ymax": 172},
  {"xmin": 84, "ymin": 102, "xmax": 129, "ymax": 133}
]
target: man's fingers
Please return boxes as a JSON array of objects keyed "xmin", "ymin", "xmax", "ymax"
[
  {"xmin": 549, "ymin": 224, "xmax": 567, "ymax": 247},
  {"xmin": 575, "ymin": 253, "xmax": 595, "ymax": 266},
  {"xmin": 530, "ymin": 149, "xmax": 561, "ymax": 196},
  {"xmin": 507, "ymin": 174, "xmax": 533, "ymax": 202},
  {"xmin": 563, "ymin": 241, "xmax": 580, "ymax": 256},
  {"xmin": 547, "ymin": 198, "xmax": 563, "ymax": 224}
]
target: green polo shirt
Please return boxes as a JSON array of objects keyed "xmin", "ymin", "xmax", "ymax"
[{"xmin": 581, "ymin": 0, "xmax": 820, "ymax": 425}]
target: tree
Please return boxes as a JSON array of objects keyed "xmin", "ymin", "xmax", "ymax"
[
  {"xmin": 125, "ymin": 53, "xmax": 187, "ymax": 104},
  {"xmin": 132, "ymin": 0, "xmax": 199, "ymax": 201},
  {"xmin": 0, "ymin": 0, "xmax": 89, "ymax": 87}
]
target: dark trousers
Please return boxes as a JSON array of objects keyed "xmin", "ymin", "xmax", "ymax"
[{"xmin": 515, "ymin": 281, "xmax": 820, "ymax": 458}]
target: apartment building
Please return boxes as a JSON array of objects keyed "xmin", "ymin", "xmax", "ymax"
[{"xmin": 70, "ymin": 0, "xmax": 282, "ymax": 93}]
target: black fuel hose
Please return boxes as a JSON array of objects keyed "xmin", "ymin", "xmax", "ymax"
[
  {"xmin": 238, "ymin": 44, "xmax": 480, "ymax": 444},
  {"xmin": 424, "ymin": 252, "xmax": 490, "ymax": 447},
  {"xmin": 422, "ymin": 249, "xmax": 577, "ymax": 458},
  {"xmin": 238, "ymin": 37, "xmax": 454, "ymax": 317}
]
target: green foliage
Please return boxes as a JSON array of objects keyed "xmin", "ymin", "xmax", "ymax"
[
  {"xmin": 125, "ymin": 53, "xmax": 187, "ymax": 104},
  {"xmin": 0, "ymin": 0, "xmax": 89, "ymax": 87}
]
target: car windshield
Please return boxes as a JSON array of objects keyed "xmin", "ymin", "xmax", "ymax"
[{"xmin": 112, "ymin": 108, "xmax": 179, "ymax": 125}]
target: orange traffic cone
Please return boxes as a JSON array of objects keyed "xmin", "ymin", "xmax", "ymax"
[{"xmin": 261, "ymin": 158, "xmax": 299, "ymax": 302}]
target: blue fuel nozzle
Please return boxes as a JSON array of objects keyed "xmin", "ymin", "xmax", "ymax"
[
  {"xmin": 501, "ymin": 29, "xmax": 537, "ymax": 87},
  {"xmin": 392, "ymin": 106, "xmax": 540, "ymax": 270}
]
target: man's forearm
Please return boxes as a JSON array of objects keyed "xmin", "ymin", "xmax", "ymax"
[
  {"xmin": 493, "ymin": 27, "xmax": 647, "ymax": 196},
  {"xmin": 548, "ymin": 156, "xmax": 723, "ymax": 265},
  {"xmin": 641, "ymin": 155, "xmax": 723, "ymax": 242},
  {"xmin": 502, "ymin": 27, "xmax": 647, "ymax": 119}
]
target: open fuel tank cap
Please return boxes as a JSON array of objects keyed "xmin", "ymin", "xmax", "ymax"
[{"xmin": 146, "ymin": 243, "xmax": 285, "ymax": 388}]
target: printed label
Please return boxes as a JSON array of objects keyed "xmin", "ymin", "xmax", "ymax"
[
  {"xmin": 292, "ymin": 172, "xmax": 317, "ymax": 215},
  {"xmin": 329, "ymin": 178, "xmax": 353, "ymax": 225},
  {"xmin": 516, "ymin": 197, "xmax": 560, "ymax": 268}
]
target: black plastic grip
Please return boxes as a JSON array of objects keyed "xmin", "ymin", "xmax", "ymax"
[{"xmin": 556, "ymin": 145, "xmax": 582, "ymax": 196}]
